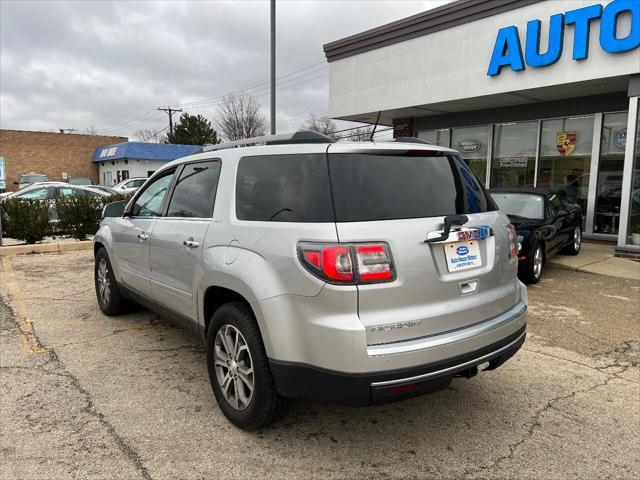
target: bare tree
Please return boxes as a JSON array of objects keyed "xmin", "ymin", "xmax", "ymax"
[
  {"xmin": 300, "ymin": 114, "xmax": 336, "ymax": 137},
  {"xmin": 342, "ymin": 125, "xmax": 374, "ymax": 142},
  {"xmin": 216, "ymin": 92, "xmax": 267, "ymax": 141},
  {"xmin": 133, "ymin": 128, "xmax": 167, "ymax": 143},
  {"xmin": 84, "ymin": 126, "xmax": 98, "ymax": 135}
]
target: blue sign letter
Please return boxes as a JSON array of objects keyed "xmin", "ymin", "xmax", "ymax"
[
  {"xmin": 525, "ymin": 14, "xmax": 565, "ymax": 67},
  {"xmin": 600, "ymin": 0, "xmax": 640, "ymax": 53},
  {"xmin": 487, "ymin": 26, "xmax": 525, "ymax": 76},
  {"xmin": 565, "ymin": 4, "xmax": 603, "ymax": 60}
]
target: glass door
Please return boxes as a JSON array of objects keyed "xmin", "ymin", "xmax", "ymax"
[{"xmin": 594, "ymin": 112, "xmax": 627, "ymax": 235}]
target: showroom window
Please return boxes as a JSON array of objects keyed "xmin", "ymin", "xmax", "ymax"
[
  {"xmin": 417, "ymin": 129, "xmax": 450, "ymax": 147},
  {"xmin": 537, "ymin": 116, "xmax": 594, "ymax": 224},
  {"xmin": 626, "ymin": 111, "xmax": 640, "ymax": 246},
  {"xmin": 451, "ymin": 126, "xmax": 491, "ymax": 185},
  {"xmin": 491, "ymin": 121, "xmax": 538, "ymax": 188},
  {"xmin": 595, "ymin": 112, "xmax": 628, "ymax": 235}
]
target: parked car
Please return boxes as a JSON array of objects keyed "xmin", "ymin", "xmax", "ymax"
[
  {"xmin": 89, "ymin": 185, "xmax": 120, "ymax": 195},
  {"xmin": 112, "ymin": 177, "xmax": 146, "ymax": 194},
  {"xmin": 94, "ymin": 132, "xmax": 527, "ymax": 430},
  {"xmin": 2, "ymin": 181, "xmax": 112, "ymax": 221},
  {"xmin": 490, "ymin": 187, "xmax": 582, "ymax": 284},
  {"xmin": 68, "ymin": 176, "xmax": 93, "ymax": 186},
  {"xmin": 14, "ymin": 173, "xmax": 48, "ymax": 190}
]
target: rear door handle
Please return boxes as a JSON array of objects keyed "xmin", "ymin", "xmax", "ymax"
[
  {"xmin": 183, "ymin": 239, "xmax": 199, "ymax": 248},
  {"xmin": 137, "ymin": 232, "xmax": 149, "ymax": 241}
]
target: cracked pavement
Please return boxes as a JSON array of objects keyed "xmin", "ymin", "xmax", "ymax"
[{"xmin": 1, "ymin": 251, "xmax": 639, "ymax": 479}]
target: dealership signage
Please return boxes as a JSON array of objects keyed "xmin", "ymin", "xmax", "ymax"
[
  {"xmin": 99, "ymin": 146, "xmax": 118, "ymax": 158},
  {"xmin": 457, "ymin": 139, "xmax": 481, "ymax": 153},
  {"xmin": 488, "ymin": 0, "xmax": 640, "ymax": 76}
]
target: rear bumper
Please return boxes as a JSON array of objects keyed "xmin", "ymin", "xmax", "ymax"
[{"xmin": 270, "ymin": 325, "xmax": 526, "ymax": 406}]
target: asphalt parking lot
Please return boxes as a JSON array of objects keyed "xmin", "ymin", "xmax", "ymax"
[{"xmin": 1, "ymin": 250, "xmax": 639, "ymax": 480}]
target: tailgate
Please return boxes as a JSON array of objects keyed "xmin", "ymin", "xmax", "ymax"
[{"xmin": 336, "ymin": 212, "xmax": 520, "ymax": 346}]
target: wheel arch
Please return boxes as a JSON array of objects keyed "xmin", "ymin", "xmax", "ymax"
[{"xmin": 201, "ymin": 285, "xmax": 272, "ymax": 356}]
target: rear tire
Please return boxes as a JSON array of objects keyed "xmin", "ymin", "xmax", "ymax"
[
  {"xmin": 206, "ymin": 302, "xmax": 289, "ymax": 430},
  {"xmin": 561, "ymin": 226, "xmax": 582, "ymax": 256},
  {"xmin": 521, "ymin": 243, "xmax": 544, "ymax": 284},
  {"xmin": 94, "ymin": 248, "xmax": 129, "ymax": 316}
]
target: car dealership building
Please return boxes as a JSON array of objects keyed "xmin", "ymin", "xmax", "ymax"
[{"xmin": 324, "ymin": 0, "xmax": 640, "ymax": 252}]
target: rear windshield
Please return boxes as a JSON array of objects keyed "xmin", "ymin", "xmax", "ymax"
[
  {"xmin": 236, "ymin": 154, "xmax": 333, "ymax": 222},
  {"xmin": 491, "ymin": 193, "xmax": 545, "ymax": 220},
  {"xmin": 328, "ymin": 153, "xmax": 496, "ymax": 222},
  {"xmin": 20, "ymin": 174, "xmax": 48, "ymax": 184}
]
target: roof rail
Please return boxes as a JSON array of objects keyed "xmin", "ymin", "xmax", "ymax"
[
  {"xmin": 201, "ymin": 130, "xmax": 335, "ymax": 152},
  {"xmin": 386, "ymin": 137, "xmax": 433, "ymax": 145}
]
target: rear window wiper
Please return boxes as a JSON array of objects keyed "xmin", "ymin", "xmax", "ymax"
[{"xmin": 269, "ymin": 208, "xmax": 292, "ymax": 221}]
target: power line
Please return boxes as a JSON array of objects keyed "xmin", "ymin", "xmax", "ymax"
[
  {"xmin": 177, "ymin": 62, "xmax": 327, "ymax": 108},
  {"xmin": 157, "ymin": 107, "xmax": 183, "ymax": 136},
  {"xmin": 97, "ymin": 109, "xmax": 161, "ymax": 134}
]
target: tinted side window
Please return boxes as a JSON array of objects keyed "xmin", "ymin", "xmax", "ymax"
[
  {"xmin": 167, "ymin": 161, "xmax": 221, "ymax": 218},
  {"xmin": 328, "ymin": 153, "xmax": 495, "ymax": 222},
  {"xmin": 131, "ymin": 171, "xmax": 175, "ymax": 217},
  {"xmin": 16, "ymin": 187, "xmax": 51, "ymax": 200},
  {"xmin": 548, "ymin": 194, "xmax": 563, "ymax": 217},
  {"xmin": 236, "ymin": 154, "xmax": 333, "ymax": 222}
]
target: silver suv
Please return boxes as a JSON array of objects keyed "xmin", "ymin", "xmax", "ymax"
[{"xmin": 94, "ymin": 131, "xmax": 527, "ymax": 430}]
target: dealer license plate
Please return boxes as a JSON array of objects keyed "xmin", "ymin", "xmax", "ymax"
[{"xmin": 444, "ymin": 240, "xmax": 481, "ymax": 272}]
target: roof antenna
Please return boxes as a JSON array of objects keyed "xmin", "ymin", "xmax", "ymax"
[{"xmin": 369, "ymin": 110, "xmax": 382, "ymax": 141}]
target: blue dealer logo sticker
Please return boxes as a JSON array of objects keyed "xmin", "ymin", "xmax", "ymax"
[{"xmin": 456, "ymin": 246, "xmax": 470, "ymax": 256}]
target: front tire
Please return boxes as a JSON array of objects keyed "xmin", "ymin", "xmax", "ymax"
[
  {"xmin": 206, "ymin": 302, "xmax": 288, "ymax": 430},
  {"xmin": 561, "ymin": 226, "xmax": 582, "ymax": 256},
  {"xmin": 521, "ymin": 243, "xmax": 544, "ymax": 284},
  {"xmin": 94, "ymin": 247, "xmax": 128, "ymax": 316}
]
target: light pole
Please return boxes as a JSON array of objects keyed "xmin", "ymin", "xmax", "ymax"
[{"xmin": 270, "ymin": 0, "xmax": 276, "ymax": 134}]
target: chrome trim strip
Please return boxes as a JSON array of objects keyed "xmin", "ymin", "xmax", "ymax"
[
  {"xmin": 370, "ymin": 330, "xmax": 526, "ymax": 387},
  {"xmin": 367, "ymin": 301, "xmax": 526, "ymax": 357}
]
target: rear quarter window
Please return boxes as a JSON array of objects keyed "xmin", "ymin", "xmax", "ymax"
[{"xmin": 235, "ymin": 154, "xmax": 333, "ymax": 222}]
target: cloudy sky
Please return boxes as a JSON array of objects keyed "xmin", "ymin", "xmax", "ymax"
[{"xmin": 0, "ymin": 0, "xmax": 450, "ymax": 139}]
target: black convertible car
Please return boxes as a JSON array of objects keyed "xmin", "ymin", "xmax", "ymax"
[{"xmin": 490, "ymin": 187, "xmax": 582, "ymax": 284}]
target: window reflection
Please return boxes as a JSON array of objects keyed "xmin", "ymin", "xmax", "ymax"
[
  {"xmin": 595, "ymin": 112, "xmax": 627, "ymax": 235},
  {"xmin": 451, "ymin": 126, "xmax": 490, "ymax": 186},
  {"xmin": 537, "ymin": 116, "xmax": 594, "ymax": 226},
  {"xmin": 491, "ymin": 122, "xmax": 538, "ymax": 188},
  {"xmin": 627, "ymin": 111, "xmax": 640, "ymax": 246}
]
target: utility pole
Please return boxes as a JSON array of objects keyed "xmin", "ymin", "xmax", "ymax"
[
  {"xmin": 270, "ymin": 0, "xmax": 276, "ymax": 134},
  {"xmin": 158, "ymin": 107, "xmax": 182, "ymax": 137}
]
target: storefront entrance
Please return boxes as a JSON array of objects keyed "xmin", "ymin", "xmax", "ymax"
[{"xmin": 417, "ymin": 106, "xmax": 639, "ymax": 246}]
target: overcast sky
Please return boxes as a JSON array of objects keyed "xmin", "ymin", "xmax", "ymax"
[{"xmin": 0, "ymin": 0, "xmax": 450, "ymax": 139}]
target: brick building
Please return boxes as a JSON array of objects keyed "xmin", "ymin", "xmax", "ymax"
[{"xmin": 0, "ymin": 130, "xmax": 126, "ymax": 192}]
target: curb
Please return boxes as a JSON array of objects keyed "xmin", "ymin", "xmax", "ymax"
[{"xmin": 0, "ymin": 240, "xmax": 93, "ymax": 256}]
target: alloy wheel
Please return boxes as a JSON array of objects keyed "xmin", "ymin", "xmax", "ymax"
[
  {"xmin": 214, "ymin": 324, "xmax": 254, "ymax": 411},
  {"xmin": 574, "ymin": 227, "xmax": 582, "ymax": 252},
  {"xmin": 97, "ymin": 258, "xmax": 111, "ymax": 305},
  {"xmin": 533, "ymin": 246, "xmax": 543, "ymax": 279}
]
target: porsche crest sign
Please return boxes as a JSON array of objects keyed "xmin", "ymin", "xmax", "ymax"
[{"xmin": 556, "ymin": 131, "xmax": 577, "ymax": 156}]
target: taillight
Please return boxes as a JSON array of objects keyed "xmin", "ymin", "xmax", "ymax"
[
  {"xmin": 507, "ymin": 224, "xmax": 518, "ymax": 257},
  {"xmin": 298, "ymin": 242, "xmax": 395, "ymax": 284},
  {"xmin": 355, "ymin": 244, "xmax": 393, "ymax": 282}
]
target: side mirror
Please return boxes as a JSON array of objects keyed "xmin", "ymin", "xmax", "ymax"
[{"xmin": 102, "ymin": 200, "xmax": 126, "ymax": 219}]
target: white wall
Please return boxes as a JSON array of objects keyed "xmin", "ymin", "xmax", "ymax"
[
  {"xmin": 329, "ymin": 0, "xmax": 639, "ymax": 118},
  {"xmin": 98, "ymin": 159, "xmax": 166, "ymax": 186}
]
